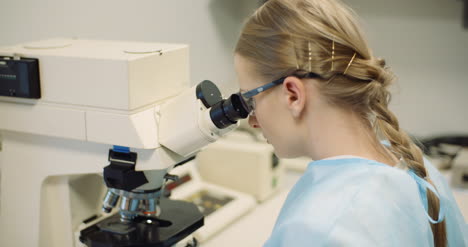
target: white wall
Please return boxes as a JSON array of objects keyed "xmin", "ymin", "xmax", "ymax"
[
  {"xmin": 347, "ymin": 0, "xmax": 468, "ymax": 137},
  {"xmin": 0, "ymin": 0, "xmax": 257, "ymax": 93},
  {"xmin": 1, "ymin": 0, "xmax": 467, "ymax": 137}
]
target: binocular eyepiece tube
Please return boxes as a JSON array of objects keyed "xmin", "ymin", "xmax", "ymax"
[
  {"xmin": 195, "ymin": 80, "xmax": 249, "ymax": 129},
  {"xmin": 158, "ymin": 80, "xmax": 251, "ymax": 157},
  {"xmin": 209, "ymin": 93, "xmax": 250, "ymax": 129}
]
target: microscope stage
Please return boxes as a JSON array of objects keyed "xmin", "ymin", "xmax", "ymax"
[{"xmin": 79, "ymin": 199, "xmax": 203, "ymax": 247}]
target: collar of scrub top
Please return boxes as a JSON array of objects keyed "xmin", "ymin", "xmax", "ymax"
[
  {"xmin": 407, "ymin": 169, "xmax": 446, "ymax": 224},
  {"xmin": 241, "ymin": 72, "xmax": 321, "ymax": 99}
]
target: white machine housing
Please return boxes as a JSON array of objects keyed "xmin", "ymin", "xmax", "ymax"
[
  {"xmin": 196, "ymin": 131, "xmax": 284, "ymax": 202},
  {"xmin": 0, "ymin": 39, "xmax": 234, "ymax": 247},
  {"xmin": 0, "ymin": 38, "xmax": 190, "ymax": 157}
]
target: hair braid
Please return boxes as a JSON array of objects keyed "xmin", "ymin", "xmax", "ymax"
[{"xmin": 371, "ymin": 90, "xmax": 447, "ymax": 247}]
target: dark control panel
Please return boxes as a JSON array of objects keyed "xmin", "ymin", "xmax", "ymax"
[{"xmin": 0, "ymin": 56, "xmax": 40, "ymax": 98}]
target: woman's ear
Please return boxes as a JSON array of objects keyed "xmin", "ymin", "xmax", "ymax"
[{"xmin": 281, "ymin": 76, "xmax": 306, "ymax": 118}]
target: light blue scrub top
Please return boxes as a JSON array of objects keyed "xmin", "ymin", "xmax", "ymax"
[{"xmin": 264, "ymin": 157, "xmax": 468, "ymax": 247}]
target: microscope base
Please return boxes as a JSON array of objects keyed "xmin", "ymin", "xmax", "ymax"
[{"xmin": 79, "ymin": 199, "xmax": 204, "ymax": 247}]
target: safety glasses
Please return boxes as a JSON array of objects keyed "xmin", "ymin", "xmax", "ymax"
[{"xmin": 240, "ymin": 72, "xmax": 321, "ymax": 116}]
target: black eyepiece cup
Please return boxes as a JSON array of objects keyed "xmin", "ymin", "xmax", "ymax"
[{"xmin": 209, "ymin": 93, "xmax": 250, "ymax": 129}]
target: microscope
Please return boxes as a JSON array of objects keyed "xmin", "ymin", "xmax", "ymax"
[{"xmin": 0, "ymin": 39, "xmax": 250, "ymax": 247}]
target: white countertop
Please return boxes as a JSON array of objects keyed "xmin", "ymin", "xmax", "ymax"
[{"xmin": 202, "ymin": 170, "xmax": 303, "ymax": 247}]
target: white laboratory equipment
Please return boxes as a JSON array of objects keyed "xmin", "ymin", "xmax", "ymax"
[
  {"xmin": 196, "ymin": 130, "xmax": 284, "ymax": 202},
  {"xmin": 167, "ymin": 160, "xmax": 256, "ymax": 242},
  {"xmin": 0, "ymin": 38, "xmax": 250, "ymax": 247},
  {"xmin": 449, "ymin": 148, "xmax": 468, "ymax": 221}
]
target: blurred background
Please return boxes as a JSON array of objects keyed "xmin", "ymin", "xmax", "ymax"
[{"xmin": 1, "ymin": 0, "xmax": 467, "ymax": 138}]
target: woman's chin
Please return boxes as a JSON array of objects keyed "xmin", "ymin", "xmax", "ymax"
[
  {"xmin": 271, "ymin": 146, "xmax": 303, "ymax": 159},
  {"xmin": 268, "ymin": 140, "xmax": 298, "ymax": 159},
  {"xmin": 271, "ymin": 146, "xmax": 287, "ymax": 159}
]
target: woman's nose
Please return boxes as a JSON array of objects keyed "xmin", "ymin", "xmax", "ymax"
[{"xmin": 248, "ymin": 115, "xmax": 260, "ymax": 128}]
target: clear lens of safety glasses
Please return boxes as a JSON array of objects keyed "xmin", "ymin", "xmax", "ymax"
[
  {"xmin": 240, "ymin": 93, "xmax": 256, "ymax": 116},
  {"xmin": 247, "ymin": 98, "xmax": 256, "ymax": 116}
]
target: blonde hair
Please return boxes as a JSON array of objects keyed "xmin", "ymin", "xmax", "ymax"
[{"xmin": 235, "ymin": 0, "xmax": 447, "ymax": 245}]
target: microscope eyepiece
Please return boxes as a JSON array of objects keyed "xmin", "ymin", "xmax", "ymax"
[
  {"xmin": 209, "ymin": 93, "xmax": 249, "ymax": 129},
  {"xmin": 196, "ymin": 80, "xmax": 249, "ymax": 129}
]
